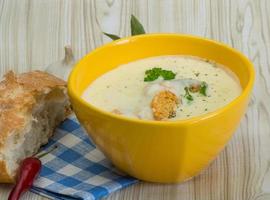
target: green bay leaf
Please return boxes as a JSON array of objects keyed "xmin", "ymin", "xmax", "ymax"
[
  {"xmin": 130, "ymin": 14, "xmax": 146, "ymax": 35},
  {"xmin": 103, "ymin": 32, "xmax": 121, "ymax": 40}
]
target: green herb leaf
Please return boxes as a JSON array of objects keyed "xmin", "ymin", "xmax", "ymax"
[
  {"xmin": 103, "ymin": 32, "xmax": 121, "ymax": 40},
  {"xmin": 161, "ymin": 70, "xmax": 176, "ymax": 80},
  {"xmin": 130, "ymin": 14, "xmax": 146, "ymax": 35},
  {"xmin": 144, "ymin": 67, "xmax": 176, "ymax": 82},
  {"xmin": 144, "ymin": 68, "xmax": 161, "ymax": 81},
  {"xmin": 184, "ymin": 87, "xmax": 194, "ymax": 101},
  {"xmin": 199, "ymin": 82, "xmax": 208, "ymax": 96}
]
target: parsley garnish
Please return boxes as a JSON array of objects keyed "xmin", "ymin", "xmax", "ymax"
[
  {"xmin": 184, "ymin": 87, "xmax": 194, "ymax": 101},
  {"xmin": 144, "ymin": 67, "xmax": 176, "ymax": 82},
  {"xmin": 199, "ymin": 82, "xmax": 208, "ymax": 96}
]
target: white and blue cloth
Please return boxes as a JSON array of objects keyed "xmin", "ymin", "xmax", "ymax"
[{"xmin": 31, "ymin": 115, "xmax": 138, "ymax": 200}]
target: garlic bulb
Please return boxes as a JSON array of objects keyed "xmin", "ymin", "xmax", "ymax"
[{"xmin": 46, "ymin": 46, "xmax": 75, "ymax": 81}]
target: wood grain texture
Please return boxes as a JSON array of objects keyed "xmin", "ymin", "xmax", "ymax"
[{"xmin": 0, "ymin": 0, "xmax": 269, "ymax": 199}]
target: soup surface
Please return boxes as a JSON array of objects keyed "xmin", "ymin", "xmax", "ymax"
[{"xmin": 82, "ymin": 56, "xmax": 242, "ymax": 121}]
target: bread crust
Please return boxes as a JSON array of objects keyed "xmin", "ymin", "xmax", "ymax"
[
  {"xmin": 0, "ymin": 70, "xmax": 68, "ymax": 183},
  {"xmin": 0, "ymin": 161, "xmax": 15, "ymax": 183}
]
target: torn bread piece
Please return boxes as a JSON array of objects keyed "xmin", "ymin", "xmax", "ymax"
[
  {"xmin": 0, "ymin": 71, "xmax": 71, "ymax": 183},
  {"xmin": 151, "ymin": 90, "xmax": 180, "ymax": 121}
]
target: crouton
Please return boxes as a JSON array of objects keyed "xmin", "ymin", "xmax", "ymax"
[
  {"xmin": 151, "ymin": 90, "xmax": 180, "ymax": 120},
  {"xmin": 189, "ymin": 84, "xmax": 201, "ymax": 93},
  {"xmin": 112, "ymin": 109, "xmax": 122, "ymax": 115}
]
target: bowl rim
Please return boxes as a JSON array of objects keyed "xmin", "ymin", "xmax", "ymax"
[{"xmin": 68, "ymin": 33, "xmax": 255, "ymax": 126}]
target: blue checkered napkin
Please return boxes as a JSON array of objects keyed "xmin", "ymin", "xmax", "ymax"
[{"xmin": 31, "ymin": 115, "xmax": 138, "ymax": 200}]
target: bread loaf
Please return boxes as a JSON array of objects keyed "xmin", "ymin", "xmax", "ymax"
[{"xmin": 0, "ymin": 71, "xmax": 71, "ymax": 183}]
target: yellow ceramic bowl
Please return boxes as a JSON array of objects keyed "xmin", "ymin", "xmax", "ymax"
[{"xmin": 68, "ymin": 34, "xmax": 254, "ymax": 183}]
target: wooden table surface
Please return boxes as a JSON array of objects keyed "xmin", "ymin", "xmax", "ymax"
[{"xmin": 0, "ymin": 0, "xmax": 270, "ymax": 199}]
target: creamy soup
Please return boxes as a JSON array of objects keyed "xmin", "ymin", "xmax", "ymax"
[{"xmin": 82, "ymin": 56, "xmax": 242, "ymax": 121}]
